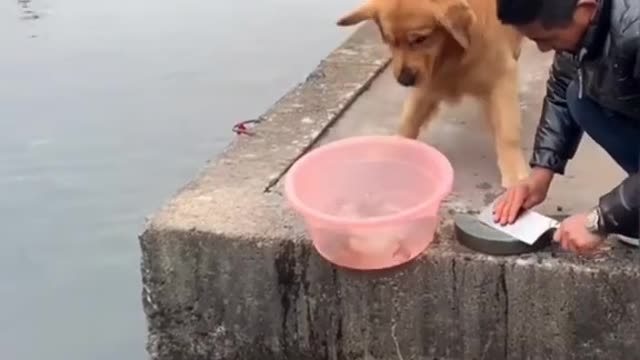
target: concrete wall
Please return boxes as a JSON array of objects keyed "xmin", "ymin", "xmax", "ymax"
[{"xmin": 140, "ymin": 24, "xmax": 640, "ymax": 360}]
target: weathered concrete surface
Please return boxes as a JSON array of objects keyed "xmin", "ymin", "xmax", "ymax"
[{"xmin": 140, "ymin": 23, "xmax": 640, "ymax": 360}]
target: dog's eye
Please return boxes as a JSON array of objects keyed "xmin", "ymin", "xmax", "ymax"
[
  {"xmin": 409, "ymin": 34, "xmax": 431, "ymax": 47},
  {"xmin": 414, "ymin": 35, "xmax": 428, "ymax": 44}
]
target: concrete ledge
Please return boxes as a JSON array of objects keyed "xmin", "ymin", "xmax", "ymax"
[{"xmin": 140, "ymin": 23, "xmax": 640, "ymax": 360}]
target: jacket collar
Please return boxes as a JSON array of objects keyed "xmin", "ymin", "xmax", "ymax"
[{"xmin": 576, "ymin": 0, "xmax": 612, "ymax": 63}]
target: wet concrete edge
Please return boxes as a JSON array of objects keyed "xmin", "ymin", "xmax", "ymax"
[{"xmin": 141, "ymin": 22, "xmax": 390, "ymax": 237}]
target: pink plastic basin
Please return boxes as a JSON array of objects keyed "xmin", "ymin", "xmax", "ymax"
[{"xmin": 284, "ymin": 135, "xmax": 454, "ymax": 270}]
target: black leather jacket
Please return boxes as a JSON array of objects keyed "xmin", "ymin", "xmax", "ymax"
[{"xmin": 531, "ymin": 0, "xmax": 639, "ymax": 238}]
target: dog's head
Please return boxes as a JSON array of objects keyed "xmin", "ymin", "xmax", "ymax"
[{"xmin": 337, "ymin": 0, "xmax": 475, "ymax": 87}]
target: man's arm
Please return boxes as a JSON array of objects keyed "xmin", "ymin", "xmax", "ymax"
[
  {"xmin": 599, "ymin": 174, "xmax": 640, "ymax": 238},
  {"xmin": 611, "ymin": 41, "xmax": 640, "ymax": 239},
  {"xmin": 530, "ymin": 52, "xmax": 584, "ymax": 174},
  {"xmin": 599, "ymin": 39, "xmax": 640, "ymax": 239}
]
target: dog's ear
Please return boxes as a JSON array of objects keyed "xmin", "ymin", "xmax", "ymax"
[
  {"xmin": 337, "ymin": 2, "xmax": 375, "ymax": 26},
  {"xmin": 438, "ymin": 2, "xmax": 475, "ymax": 48}
]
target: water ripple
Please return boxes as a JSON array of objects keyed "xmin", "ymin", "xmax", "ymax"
[{"xmin": 17, "ymin": 0, "xmax": 40, "ymax": 21}]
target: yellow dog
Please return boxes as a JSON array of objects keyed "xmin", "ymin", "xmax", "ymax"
[{"xmin": 338, "ymin": 0, "xmax": 529, "ymax": 187}]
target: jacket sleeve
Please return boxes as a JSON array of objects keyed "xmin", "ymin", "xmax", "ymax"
[
  {"xmin": 598, "ymin": 37, "xmax": 640, "ymax": 238},
  {"xmin": 634, "ymin": 41, "xmax": 640, "ymax": 79},
  {"xmin": 599, "ymin": 173, "xmax": 639, "ymax": 238},
  {"xmin": 530, "ymin": 52, "xmax": 584, "ymax": 174}
]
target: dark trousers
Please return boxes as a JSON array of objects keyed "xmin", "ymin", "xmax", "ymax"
[{"xmin": 566, "ymin": 80, "xmax": 640, "ymax": 175}]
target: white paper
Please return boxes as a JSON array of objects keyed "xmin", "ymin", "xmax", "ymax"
[{"xmin": 477, "ymin": 201, "xmax": 559, "ymax": 245}]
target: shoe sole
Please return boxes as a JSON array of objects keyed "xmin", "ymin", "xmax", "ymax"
[{"xmin": 616, "ymin": 235, "xmax": 640, "ymax": 248}]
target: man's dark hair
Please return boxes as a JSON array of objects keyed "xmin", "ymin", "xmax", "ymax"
[{"xmin": 497, "ymin": 0, "xmax": 580, "ymax": 28}]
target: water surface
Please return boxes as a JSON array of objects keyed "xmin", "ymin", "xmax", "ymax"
[{"xmin": 0, "ymin": 0, "xmax": 359, "ymax": 358}]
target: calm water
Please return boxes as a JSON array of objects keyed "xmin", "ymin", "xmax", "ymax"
[{"xmin": 0, "ymin": 0, "xmax": 359, "ymax": 358}]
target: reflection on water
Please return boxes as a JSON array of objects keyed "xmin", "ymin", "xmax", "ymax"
[
  {"xmin": 0, "ymin": 0, "xmax": 358, "ymax": 358},
  {"xmin": 17, "ymin": 0, "xmax": 40, "ymax": 20}
]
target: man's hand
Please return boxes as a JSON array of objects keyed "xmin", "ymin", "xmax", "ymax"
[
  {"xmin": 553, "ymin": 213, "xmax": 606, "ymax": 254},
  {"xmin": 493, "ymin": 167, "xmax": 554, "ymax": 225}
]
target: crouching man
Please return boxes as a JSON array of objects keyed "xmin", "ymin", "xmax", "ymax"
[{"xmin": 493, "ymin": 0, "xmax": 639, "ymax": 253}]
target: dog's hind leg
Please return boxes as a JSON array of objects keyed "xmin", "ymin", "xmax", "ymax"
[
  {"xmin": 398, "ymin": 88, "xmax": 440, "ymax": 139},
  {"xmin": 481, "ymin": 60, "xmax": 529, "ymax": 188}
]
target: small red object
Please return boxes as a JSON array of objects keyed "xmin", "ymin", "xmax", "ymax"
[{"xmin": 232, "ymin": 118, "xmax": 262, "ymax": 136}]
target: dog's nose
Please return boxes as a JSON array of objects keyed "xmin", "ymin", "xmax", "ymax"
[{"xmin": 397, "ymin": 68, "xmax": 417, "ymax": 87}]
